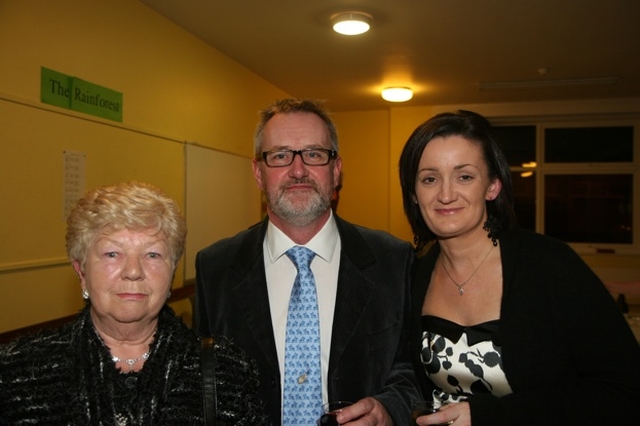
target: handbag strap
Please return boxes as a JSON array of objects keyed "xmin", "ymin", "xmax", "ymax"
[{"xmin": 201, "ymin": 336, "xmax": 218, "ymax": 425}]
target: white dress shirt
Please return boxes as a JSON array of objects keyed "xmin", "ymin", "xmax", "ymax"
[{"xmin": 263, "ymin": 211, "xmax": 341, "ymax": 415}]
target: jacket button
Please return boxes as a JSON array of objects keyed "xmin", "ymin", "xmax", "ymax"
[{"xmin": 124, "ymin": 376, "xmax": 138, "ymax": 389}]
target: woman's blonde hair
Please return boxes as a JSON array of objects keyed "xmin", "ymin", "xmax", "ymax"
[{"xmin": 65, "ymin": 181, "xmax": 187, "ymax": 270}]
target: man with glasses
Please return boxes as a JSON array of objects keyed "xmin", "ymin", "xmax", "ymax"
[{"xmin": 194, "ymin": 98, "xmax": 419, "ymax": 425}]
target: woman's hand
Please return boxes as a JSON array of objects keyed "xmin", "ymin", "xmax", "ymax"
[{"xmin": 415, "ymin": 401, "xmax": 471, "ymax": 426}]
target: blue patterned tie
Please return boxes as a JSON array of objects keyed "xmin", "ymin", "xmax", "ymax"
[{"xmin": 283, "ymin": 246, "xmax": 323, "ymax": 426}]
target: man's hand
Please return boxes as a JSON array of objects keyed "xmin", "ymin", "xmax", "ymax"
[{"xmin": 335, "ymin": 397, "xmax": 393, "ymax": 426}]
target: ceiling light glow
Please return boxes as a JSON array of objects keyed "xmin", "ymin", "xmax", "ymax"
[
  {"xmin": 381, "ymin": 87, "xmax": 413, "ymax": 102},
  {"xmin": 331, "ymin": 12, "xmax": 372, "ymax": 35}
]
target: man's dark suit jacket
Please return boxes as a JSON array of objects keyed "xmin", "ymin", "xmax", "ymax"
[{"xmin": 194, "ymin": 216, "xmax": 419, "ymax": 425}]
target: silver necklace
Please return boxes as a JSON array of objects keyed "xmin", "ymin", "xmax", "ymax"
[
  {"xmin": 112, "ymin": 351, "xmax": 150, "ymax": 371},
  {"xmin": 441, "ymin": 245, "xmax": 494, "ymax": 296}
]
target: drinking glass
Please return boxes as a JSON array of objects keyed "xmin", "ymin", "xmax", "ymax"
[
  {"xmin": 317, "ymin": 401, "xmax": 353, "ymax": 426},
  {"xmin": 411, "ymin": 400, "xmax": 437, "ymax": 425},
  {"xmin": 411, "ymin": 400, "xmax": 453, "ymax": 426}
]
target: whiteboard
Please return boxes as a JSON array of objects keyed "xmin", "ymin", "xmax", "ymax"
[{"xmin": 184, "ymin": 143, "xmax": 262, "ymax": 280}]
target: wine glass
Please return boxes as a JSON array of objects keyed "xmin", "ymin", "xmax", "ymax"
[{"xmin": 316, "ymin": 401, "xmax": 353, "ymax": 426}]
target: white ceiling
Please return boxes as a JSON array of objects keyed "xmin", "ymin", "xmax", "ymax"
[{"xmin": 139, "ymin": 0, "xmax": 640, "ymax": 112}]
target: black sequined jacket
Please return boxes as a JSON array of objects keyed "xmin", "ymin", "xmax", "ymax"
[{"xmin": 0, "ymin": 304, "xmax": 267, "ymax": 425}]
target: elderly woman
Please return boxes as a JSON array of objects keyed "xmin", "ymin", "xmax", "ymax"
[{"xmin": 0, "ymin": 181, "xmax": 266, "ymax": 425}]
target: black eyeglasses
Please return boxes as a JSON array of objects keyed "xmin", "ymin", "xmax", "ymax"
[{"xmin": 257, "ymin": 149, "xmax": 338, "ymax": 167}]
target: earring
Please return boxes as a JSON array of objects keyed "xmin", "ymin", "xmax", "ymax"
[
  {"xmin": 483, "ymin": 214, "xmax": 501, "ymax": 247},
  {"xmin": 82, "ymin": 289, "xmax": 89, "ymax": 300},
  {"xmin": 167, "ymin": 291, "xmax": 172, "ymax": 299}
]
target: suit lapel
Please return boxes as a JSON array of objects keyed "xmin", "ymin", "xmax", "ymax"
[
  {"xmin": 328, "ymin": 217, "xmax": 377, "ymax": 373},
  {"xmin": 229, "ymin": 219, "xmax": 281, "ymax": 375}
]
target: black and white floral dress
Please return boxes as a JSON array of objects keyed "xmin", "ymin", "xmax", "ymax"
[{"xmin": 420, "ymin": 315, "xmax": 513, "ymax": 406}]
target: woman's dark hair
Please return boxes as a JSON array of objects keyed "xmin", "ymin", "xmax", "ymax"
[{"xmin": 398, "ymin": 110, "xmax": 517, "ymax": 249}]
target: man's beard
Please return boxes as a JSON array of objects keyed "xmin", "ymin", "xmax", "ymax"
[{"xmin": 266, "ymin": 178, "xmax": 332, "ymax": 227}]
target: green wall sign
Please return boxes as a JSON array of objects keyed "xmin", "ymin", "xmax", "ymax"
[{"xmin": 41, "ymin": 67, "xmax": 123, "ymax": 122}]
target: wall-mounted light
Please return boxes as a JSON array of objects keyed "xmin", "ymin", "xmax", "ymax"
[
  {"xmin": 381, "ymin": 87, "xmax": 413, "ymax": 102},
  {"xmin": 331, "ymin": 12, "xmax": 372, "ymax": 35}
]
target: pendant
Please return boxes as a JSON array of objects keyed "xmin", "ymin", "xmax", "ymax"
[{"xmin": 458, "ymin": 287, "xmax": 465, "ymax": 296}]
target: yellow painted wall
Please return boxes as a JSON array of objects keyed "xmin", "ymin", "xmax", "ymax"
[
  {"xmin": 0, "ymin": 0, "xmax": 286, "ymax": 332},
  {"xmin": 388, "ymin": 106, "xmax": 440, "ymax": 242},
  {"xmin": 0, "ymin": 0, "xmax": 284, "ymax": 157},
  {"xmin": 1, "ymin": 0, "xmax": 639, "ymax": 334},
  {"xmin": 332, "ymin": 110, "xmax": 390, "ymax": 230}
]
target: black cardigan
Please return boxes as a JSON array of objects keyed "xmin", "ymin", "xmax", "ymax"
[
  {"xmin": 410, "ymin": 229, "xmax": 640, "ymax": 425},
  {"xmin": 0, "ymin": 304, "xmax": 267, "ymax": 425}
]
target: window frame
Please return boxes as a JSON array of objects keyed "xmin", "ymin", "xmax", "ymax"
[{"xmin": 492, "ymin": 115, "xmax": 640, "ymax": 255}]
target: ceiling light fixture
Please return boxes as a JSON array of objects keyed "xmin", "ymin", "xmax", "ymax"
[
  {"xmin": 381, "ymin": 87, "xmax": 413, "ymax": 102},
  {"xmin": 479, "ymin": 76, "xmax": 620, "ymax": 90},
  {"xmin": 331, "ymin": 12, "xmax": 372, "ymax": 35}
]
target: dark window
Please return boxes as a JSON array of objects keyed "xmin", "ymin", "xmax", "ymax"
[
  {"xmin": 494, "ymin": 126, "xmax": 536, "ymax": 231},
  {"xmin": 494, "ymin": 126, "xmax": 536, "ymax": 167},
  {"xmin": 511, "ymin": 171, "xmax": 536, "ymax": 231},
  {"xmin": 544, "ymin": 174, "xmax": 633, "ymax": 244},
  {"xmin": 545, "ymin": 126, "xmax": 633, "ymax": 163},
  {"xmin": 494, "ymin": 121, "xmax": 636, "ymax": 248}
]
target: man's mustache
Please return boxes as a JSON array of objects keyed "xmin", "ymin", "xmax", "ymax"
[{"xmin": 280, "ymin": 178, "xmax": 317, "ymax": 191}]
